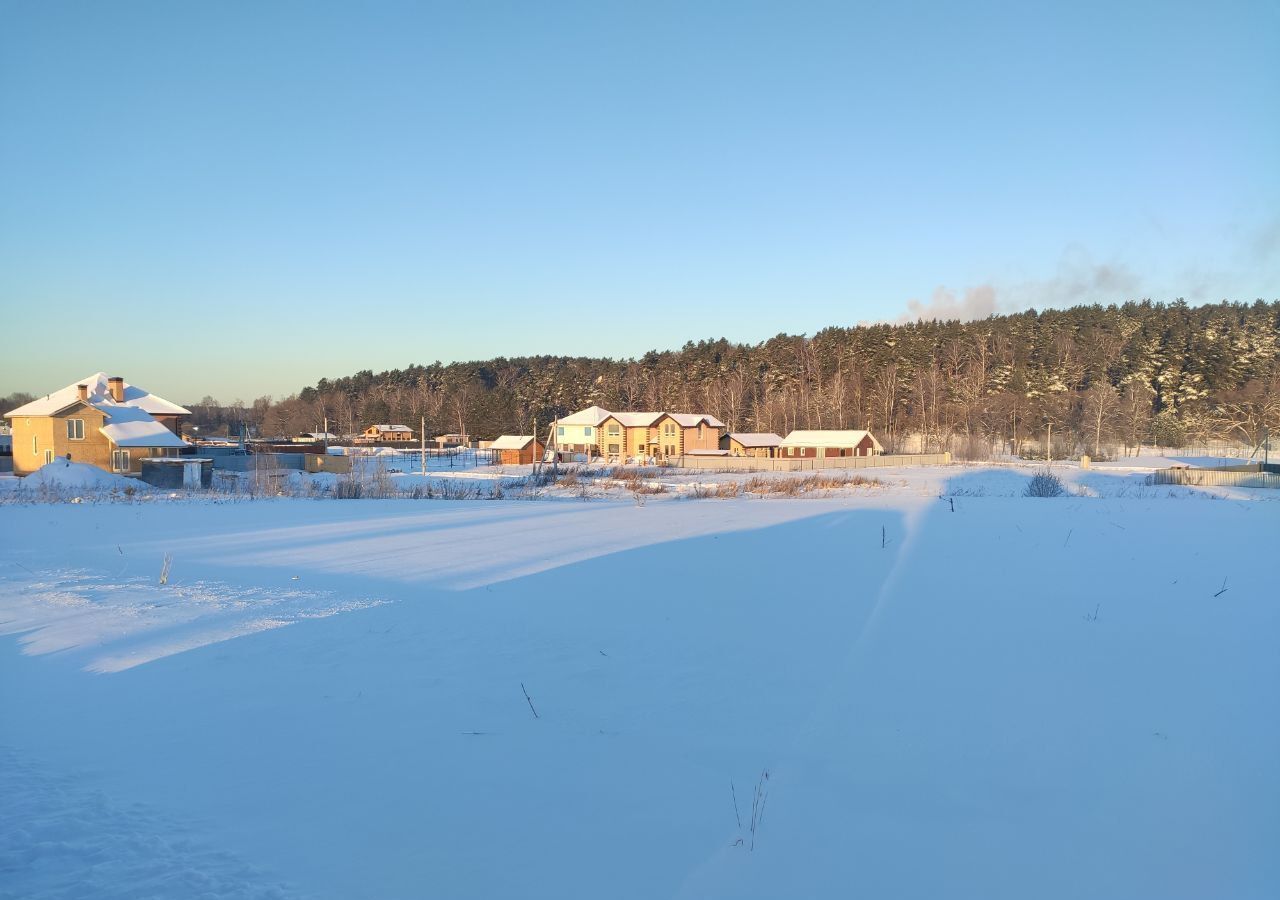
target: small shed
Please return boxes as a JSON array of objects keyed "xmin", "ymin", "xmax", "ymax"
[
  {"xmin": 140, "ymin": 457, "xmax": 213, "ymax": 489},
  {"xmin": 721, "ymin": 432, "xmax": 782, "ymax": 458},
  {"xmin": 491, "ymin": 435, "xmax": 545, "ymax": 465}
]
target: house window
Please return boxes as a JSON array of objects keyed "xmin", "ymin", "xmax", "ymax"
[
  {"xmin": 66, "ymin": 418, "xmax": 85, "ymax": 440},
  {"xmin": 607, "ymin": 443, "xmax": 620, "ymax": 454},
  {"xmin": 32, "ymin": 435, "xmax": 38, "ymax": 455},
  {"xmin": 44, "ymin": 449, "xmax": 54, "ymax": 465},
  {"xmin": 608, "ymin": 425, "xmax": 620, "ymax": 436},
  {"xmin": 584, "ymin": 426, "xmax": 592, "ymax": 437},
  {"xmin": 112, "ymin": 449, "xmax": 130, "ymax": 472},
  {"xmin": 557, "ymin": 426, "xmax": 565, "ymax": 437}
]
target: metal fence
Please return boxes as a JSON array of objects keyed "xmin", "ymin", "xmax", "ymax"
[
  {"xmin": 352, "ymin": 447, "xmax": 498, "ymax": 472},
  {"xmin": 1147, "ymin": 468, "xmax": 1280, "ymax": 489},
  {"xmin": 1150, "ymin": 442, "xmax": 1259, "ymax": 458},
  {"xmin": 671, "ymin": 452, "xmax": 952, "ymax": 472}
]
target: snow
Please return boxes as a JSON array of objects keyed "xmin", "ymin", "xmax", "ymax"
[
  {"xmin": 556, "ymin": 405, "xmax": 612, "ymax": 426},
  {"xmin": 669, "ymin": 412, "xmax": 726, "ymax": 428},
  {"xmin": 97, "ymin": 404, "xmax": 190, "ymax": 448},
  {"xmin": 13, "ymin": 460, "xmax": 144, "ymax": 492},
  {"xmin": 611, "ymin": 411, "xmax": 663, "ymax": 427},
  {"xmin": 5, "ymin": 372, "xmax": 190, "ymax": 418},
  {"xmin": 727, "ymin": 432, "xmax": 782, "ymax": 447},
  {"xmin": 488, "ymin": 434, "xmax": 536, "ymax": 450},
  {"xmin": 1, "ymin": 465, "xmax": 1277, "ymax": 899}
]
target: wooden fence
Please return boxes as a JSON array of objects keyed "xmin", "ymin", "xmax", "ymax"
[
  {"xmin": 671, "ymin": 452, "xmax": 952, "ymax": 472},
  {"xmin": 1147, "ymin": 468, "xmax": 1280, "ymax": 489}
]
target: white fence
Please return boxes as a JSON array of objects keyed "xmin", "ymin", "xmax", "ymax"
[
  {"xmin": 670, "ymin": 452, "xmax": 952, "ymax": 472},
  {"xmin": 1147, "ymin": 468, "xmax": 1280, "ymax": 489}
]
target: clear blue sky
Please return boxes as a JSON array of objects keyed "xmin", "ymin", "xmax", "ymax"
[{"xmin": 2, "ymin": 0, "xmax": 1277, "ymax": 402}]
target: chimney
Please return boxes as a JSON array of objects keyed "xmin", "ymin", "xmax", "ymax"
[
  {"xmin": 108, "ymin": 376, "xmax": 125, "ymax": 403},
  {"xmin": 77, "ymin": 384, "xmax": 89, "ymax": 402}
]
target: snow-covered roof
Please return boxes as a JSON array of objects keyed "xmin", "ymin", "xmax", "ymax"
[
  {"xmin": 5, "ymin": 373, "xmax": 191, "ymax": 418},
  {"xmin": 558, "ymin": 405, "xmax": 612, "ymax": 426},
  {"xmin": 668, "ymin": 413, "xmax": 726, "ymax": 429},
  {"xmin": 490, "ymin": 435, "xmax": 538, "ymax": 450},
  {"xmin": 610, "ymin": 412, "xmax": 663, "ymax": 427},
  {"xmin": 780, "ymin": 430, "xmax": 884, "ymax": 451},
  {"xmin": 685, "ymin": 449, "xmax": 729, "ymax": 456},
  {"xmin": 728, "ymin": 432, "xmax": 783, "ymax": 447},
  {"xmin": 97, "ymin": 404, "xmax": 190, "ymax": 448},
  {"xmin": 301, "ymin": 432, "xmax": 337, "ymax": 440},
  {"xmin": 371, "ymin": 424, "xmax": 412, "ymax": 432}
]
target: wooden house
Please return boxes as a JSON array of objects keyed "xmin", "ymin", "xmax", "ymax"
[
  {"xmin": 361, "ymin": 424, "xmax": 414, "ymax": 443},
  {"xmin": 490, "ymin": 435, "xmax": 546, "ymax": 465}
]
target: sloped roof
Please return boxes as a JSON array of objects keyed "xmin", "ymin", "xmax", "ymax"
[
  {"xmin": 728, "ymin": 432, "xmax": 782, "ymax": 447},
  {"xmin": 97, "ymin": 404, "xmax": 190, "ymax": 448},
  {"xmin": 490, "ymin": 434, "xmax": 538, "ymax": 450},
  {"xmin": 6, "ymin": 373, "xmax": 190, "ymax": 418},
  {"xmin": 558, "ymin": 405, "xmax": 612, "ymax": 426},
  {"xmin": 609, "ymin": 411, "xmax": 664, "ymax": 427},
  {"xmin": 668, "ymin": 413, "xmax": 726, "ymax": 428},
  {"xmin": 780, "ymin": 430, "xmax": 884, "ymax": 451},
  {"xmin": 372, "ymin": 424, "xmax": 412, "ymax": 432}
]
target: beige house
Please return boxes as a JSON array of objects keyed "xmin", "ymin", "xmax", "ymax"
[
  {"xmin": 5, "ymin": 373, "xmax": 190, "ymax": 476},
  {"xmin": 665, "ymin": 413, "xmax": 725, "ymax": 456},
  {"xmin": 548, "ymin": 405, "xmax": 727, "ymax": 462},
  {"xmin": 721, "ymin": 432, "xmax": 782, "ymax": 458},
  {"xmin": 595, "ymin": 411, "xmax": 727, "ymax": 461},
  {"xmin": 778, "ymin": 430, "xmax": 883, "ymax": 459},
  {"xmin": 598, "ymin": 412, "xmax": 663, "ymax": 460}
]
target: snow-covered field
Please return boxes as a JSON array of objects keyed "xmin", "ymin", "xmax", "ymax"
[{"xmin": 2, "ymin": 464, "xmax": 1277, "ymax": 899}]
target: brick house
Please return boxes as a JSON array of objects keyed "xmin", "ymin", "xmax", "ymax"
[{"xmin": 5, "ymin": 373, "xmax": 190, "ymax": 476}]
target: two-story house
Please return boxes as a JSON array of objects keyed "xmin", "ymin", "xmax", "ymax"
[{"xmin": 5, "ymin": 373, "xmax": 190, "ymax": 476}]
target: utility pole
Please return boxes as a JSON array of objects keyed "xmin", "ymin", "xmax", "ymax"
[
  {"xmin": 1046, "ymin": 421, "xmax": 1053, "ymax": 467},
  {"xmin": 420, "ymin": 416, "xmax": 426, "ymax": 476}
]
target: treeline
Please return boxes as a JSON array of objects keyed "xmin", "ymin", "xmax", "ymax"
[{"xmin": 188, "ymin": 300, "xmax": 1280, "ymax": 458}]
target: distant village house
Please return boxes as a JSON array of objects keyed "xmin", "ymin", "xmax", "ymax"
[{"xmin": 360, "ymin": 424, "xmax": 414, "ymax": 443}]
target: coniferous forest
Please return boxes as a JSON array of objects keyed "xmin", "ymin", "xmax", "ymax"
[{"xmin": 187, "ymin": 300, "xmax": 1279, "ymax": 458}]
